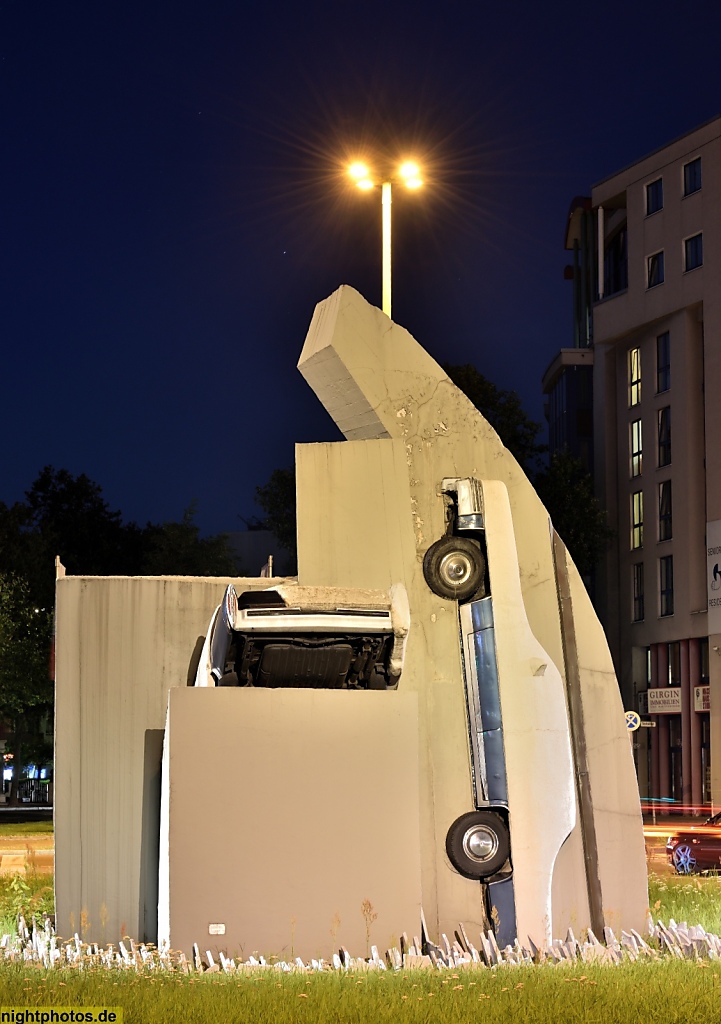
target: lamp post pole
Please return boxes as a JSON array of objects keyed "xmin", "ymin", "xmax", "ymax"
[
  {"xmin": 381, "ymin": 181, "xmax": 392, "ymax": 317},
  {"xmin": 349, "ymin": 160, "xmax": 423, "ymax": 321}
]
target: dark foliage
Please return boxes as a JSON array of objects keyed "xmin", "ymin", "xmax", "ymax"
[
  {"xmin": 534, "ymin": 449, "xmax": 614, "ymax": 578},
  {"xmin": 255, "ymin": 468, "xmax": 297, "ymax": 558}
]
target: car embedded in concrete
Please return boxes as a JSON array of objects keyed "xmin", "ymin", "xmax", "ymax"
[{"xmin": 194, "ymin": 581, "xmax": 410, "ymax": 690}]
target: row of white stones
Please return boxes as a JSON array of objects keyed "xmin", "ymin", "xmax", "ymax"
[{"xmin": 1, "ymin": 914, "xmax": 718, "ymax": 973}]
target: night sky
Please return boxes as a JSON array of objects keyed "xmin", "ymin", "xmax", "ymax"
[{"xmin": 4, "ymin": 1, "xmax": 721, "ymax": 535}]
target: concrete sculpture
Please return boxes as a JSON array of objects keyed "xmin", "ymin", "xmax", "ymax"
[{"xmin": 55, "ymin": 285, "xmax": 647, "ymax": 959}]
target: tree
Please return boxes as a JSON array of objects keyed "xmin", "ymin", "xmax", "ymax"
[
  {"xmin": 141, "ymin": 505, "xmax": 237, "ymax": 576},
  {"xmin": 1, "ymin": 467, "xmax": 146, "ymax": 609},
  {"xmin": 0, "ymin": 574, "xmax": 53, "ymax": 805},
  {"xmin": 534, "ymin": 450, "xmax": 614, "ymax": 578},
  {"xmin": 255, "ymin": 469, "xmax": 297, "ymax": 559},
  {"xmin": 0, "ymin": 467, "xmax": 238, "ymax": 607}
]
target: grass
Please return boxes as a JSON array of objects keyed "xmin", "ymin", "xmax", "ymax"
[
  {"xmin": 1, "ymin": 858, "xmax": 721, "ymax": 1022},
  {"xmin": 648, "ymin": 870, "xmax": 721, "ymax": 935},
  {"xmin": 0, "ymin": 820, "xmax": 53, "ymax": 837},
  {"xmin": 0, "ymin": 959, "xmax": 720, "ymax": 1024}
]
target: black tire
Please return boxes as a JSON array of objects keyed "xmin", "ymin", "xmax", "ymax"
[
  {"xmin": 446, "ymin": 810, "xmax": 510, "ymax": 880},
  {"xmin": 423, "ymin": 536, "xmax": 485, "ymax": 601}
]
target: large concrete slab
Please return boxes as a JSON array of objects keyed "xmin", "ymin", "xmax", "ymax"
[{"xmin": 158, "ymin": 687, "xmax": 421, "ymax": 960}]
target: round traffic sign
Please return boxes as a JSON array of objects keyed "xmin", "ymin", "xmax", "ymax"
[{"xmin": 625, "ymin": 710, "xmax": 641, "ymax": 732}]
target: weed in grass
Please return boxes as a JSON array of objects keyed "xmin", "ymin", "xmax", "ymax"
[
  {"xmin": 329, "ymin": 910, "xmax": 341, "ymax": 946},
  {"xmin": 0, "ymin": 871, "xmax": 54, "ymax": 930},
  {"xmin": 360, "ymin": 898, "xmax": 377, "ymax": 956}
]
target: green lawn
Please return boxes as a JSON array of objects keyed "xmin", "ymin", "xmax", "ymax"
[
  {"xmin": 0, "ymin": 863, "xmax": 720, "ymax": 1023},
  {"xmin": 0, "ymin": 820, "xmax": 53, "ymax": 837},
  {"xmin": 0, "ymin": 958, "xmax": 718, "ymax": 1024}
]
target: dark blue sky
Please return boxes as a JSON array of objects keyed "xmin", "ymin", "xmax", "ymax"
[{"xmin": 3, "ymin": 0, "xmax": 720, "ymax": 534}]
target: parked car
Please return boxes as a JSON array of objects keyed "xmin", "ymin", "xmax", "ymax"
[{"xmin": 666, "ymin": 812, "xmax": 721, "ymax": 873}]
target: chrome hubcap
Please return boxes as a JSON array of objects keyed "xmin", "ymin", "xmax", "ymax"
[
  {"xmin": 463, "ymin": 825, "xmax": 498, "ymax": 863},
  {"xmin": 439, "ymin": 551, "xmax": 473, "ymax": 588}
]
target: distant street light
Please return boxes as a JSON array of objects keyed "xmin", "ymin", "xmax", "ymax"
[{"xmin": 349, "ymin": 160, "xmax": 423, "ymax": 319}]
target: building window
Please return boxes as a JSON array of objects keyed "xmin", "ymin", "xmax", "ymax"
[
  {"xmin": 684, "ymin": 157, "xmax": 702, "ymax": 196},
  {"xmin": 660, "ymin": 555, "xmax": 674, "ymax": 616},
  {"xmin": 684, "ymin": 233, "xmax": 703, "ymax": 271},
  {"xmin": 657, "ymin": 331, "xmax": 670, "ymax": 393},
  {"xmin": 658, "ymin": 407, "xmax": 671, "ymax": 467},
  {"xmin": 647, "ymin": 250, "xmax": 664, "ymax": 288},
  {"xmin": 668, "ymin": 641, "xmax": 681, "ymax": 684},
  {"xmin": 646, "ymin": 178, "xmax": 663, "ymax": 215},
  {"xmin": 631, "ymin": 490, "xmax": 644, "ymax": 549},
  {"xmin": 701, "ymin": 638, "xmax": 709, "ymax": 683},
  {"xmin": 629, "ymin": 347, "xmax": 641, "ymax": 406},
  {"xmin": 603, "ymin": 224, "xmax": 628, "ymax": 297},
  {"xmin": 631, "ymin": 419, "xmax": 643, "ymax": 477},
  {"xmin": 633, "ymin": 563, "xmax": 644, "ymax": 622},
  {"xmin": 659, "ymin": 480, "xmax": 672, "ymax": 541}
]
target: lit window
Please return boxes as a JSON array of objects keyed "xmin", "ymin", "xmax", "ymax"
[
  {"xmin": 658, "ymin": 407, "xmax": 671, "ymax": 467},
  {"xmin": 684, "ymin": 233, "xmax": 703, "ymax": 271},
  {"xmin": 631, "ymin": 490, "xmax": 643, "ymax": 549},
  {"xmin": 646, "ymin": 178, "xmax": 663, "ymax": 215},
  {"xmin": 660, "ymin": 555, "xmax": 674, "ymax": 616},
  {"xmin": 629, "ymin": 347, "xmax": 641, "ymax": 406},
  {"xmin": 633, "ymin": 563, "xmax": 644, "ymax": 622},
  {"xmin": 631, "ymin": 419, "xmax": 643, "ymax": 477},
  {"xmin": 657, "ymin": 331, "xmax": 670, "ymax": 392},
  {"xmin": 659, "ymin": 480, "xmax": 672, "ymax": 541},
  {"xmin": 683, "ymin": 157, "xmax": 702, "ymax": 196},
  {"xmin": 647, "ymin": 251, "xmax": 664, "ymax": 287}
]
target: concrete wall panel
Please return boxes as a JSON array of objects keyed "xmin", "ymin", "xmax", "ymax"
[
  {"xmin": 54, "ymin": 576, "xmax": 280, "ymax": 943},
  {"xmin": 296, "ymin": 436, "xmax": 483, "ymax": 939},
  {"xmin": 159, "ymin": 687, "xmax": 421, "ymax": 960}
]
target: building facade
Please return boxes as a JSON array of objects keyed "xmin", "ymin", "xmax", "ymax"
[
  {"xmin": 551, "ymin": 116, "xmax": 721, "ymax": 808},
  {"xmin": 542, "ymin": 198, "xmax": 595, "ymax": 476}
]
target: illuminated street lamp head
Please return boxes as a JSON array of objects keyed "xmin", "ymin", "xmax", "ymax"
[
  {"xmin": 399, "ymin": 161, "xmax": 423, "ymax": 189},
  {"xmin": 349, "ymin": 162, "xmax": 374, "ymax": 190}
]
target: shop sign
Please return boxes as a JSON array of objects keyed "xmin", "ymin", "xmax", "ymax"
[
  {"xmin": 694, "ymin": 685, "xmax": 711, "ymax": 712},
  {"xmin": 707, "ymin": 519, "xmax": 721, "ymax": 634},
  {"xmin": 647, "ymin": 687, "xmax": 681, "ymax": 714}
]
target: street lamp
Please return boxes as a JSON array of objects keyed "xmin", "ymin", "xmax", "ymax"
[{"xmin": 349, "ymin": 160, "xmax": 423, "ymax": 319}]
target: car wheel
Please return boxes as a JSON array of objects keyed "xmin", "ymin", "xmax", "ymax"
[
  {"xmin": 446, "ymin": 810, "xmax": 510, "ymax": 880},
  {"xmin": 672, "ymin": 844, "xmax": 697, "ymax": 874},
  {"xmin": 423, "ymin": 536, "xmax": 485, "ymax": 602}
]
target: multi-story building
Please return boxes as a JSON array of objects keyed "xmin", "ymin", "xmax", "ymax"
[
  {"xmin": 549, "ymin": 116, "xmax": 721, "ymax": 808},
  {"xmin": 542, "ymin": 197, "xmax": 595, "ymax": 476}
]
